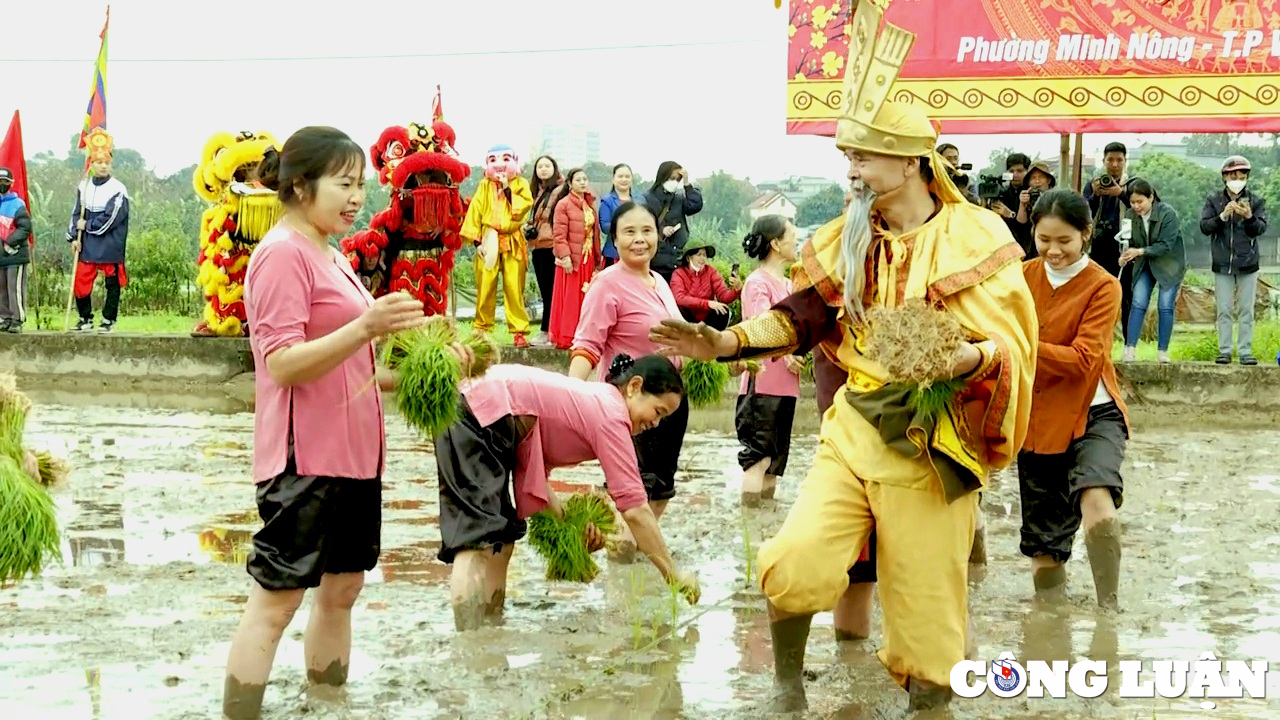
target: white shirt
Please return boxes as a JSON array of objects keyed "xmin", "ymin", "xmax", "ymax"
[{"xmin": 1043, "ymin": 255, "xmax": 1114, "ymax": 407}]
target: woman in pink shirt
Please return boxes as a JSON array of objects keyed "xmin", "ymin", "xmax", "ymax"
[
  {"xmin": 437, "ymin": 354, "xmax": 701, "ymax": 630},
  {"xmin": 222, "ymin": 127, "xmax": 430, "ymax": 720},
  {"xmin": 735, "ymin": 215, "xmax": 803, "ymax": 506},
  {"xmin": 568, "ymin": 202, "xmax": 688, "ymax": 533}
]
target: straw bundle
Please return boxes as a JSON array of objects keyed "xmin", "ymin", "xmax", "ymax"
[
  {"xmin": 527, "ymin": 493, "xmax": 617, "ymax": 583},
  {"xmin": 864, "ymin": 300, "xmax": 969, "ymax": 420}
]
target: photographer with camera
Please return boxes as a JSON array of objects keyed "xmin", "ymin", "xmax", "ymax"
[
  {"xmin": 939, "ymin": 143, "xmax": 980, "ymax": 205},
  {"xmin": 1200, "ymin": 155, "xmax": 1267, "ymax": 365},
  {"xmin": 1084, "ymin": 142, "xmax": 1134, "ymax": 329},
  {"xmin": 1011, "ymin": 162, "xmax": 1057, "ymax": 259}
]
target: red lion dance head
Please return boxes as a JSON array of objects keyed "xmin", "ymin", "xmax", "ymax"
[{"xmin": 341, "ymin": 120, "xmax": 471, "ymax": 316}]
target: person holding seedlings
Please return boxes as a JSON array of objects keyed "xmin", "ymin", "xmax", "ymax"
[
  {"xmin": 736, "ymin": 214, "xmax": 802, "ymax": 506},
  {"xmin": 223, "ymin": 126, "xmax": 446, "ymax": 720},
  {"xmin": 569, "ymin": 202, "xmax": 689, "ymax": 557},
  {"xmin": 1021, "ymin": 188, "xmax": 1129, "ymax": 608},
  {"xmin": 647, "ymin": 2, "xmax": 1036, "ymax": 711},
  {"xmin": 437, "ymin": 354, "xmax": 701, "ymax": 630}
]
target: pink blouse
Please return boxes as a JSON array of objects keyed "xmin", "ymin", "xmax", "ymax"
[
  {"xmin": 739, "ymin": 268, "xmax": 800, "ymax": 398},
  {"xmin": 571, "ymin": 264, "xmax": 683, "ymax": 381},
  {"xmin": 245, "ymin": 224, "xmax": 385, "ymax": 482},
  {"xmin": 461, "ymin": 364, "xmax": 649, "ymax": 517}
]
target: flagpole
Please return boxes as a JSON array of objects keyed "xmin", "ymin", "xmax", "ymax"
[{"xmin": 64, "ymin": 172, "xmax": 89, "ymax": 332}]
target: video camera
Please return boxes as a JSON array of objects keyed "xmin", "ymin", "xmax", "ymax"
[
  {"xmin": 948, "ymin": 162, "xmax": 973, "ymax": 191},
  {"xmin": 978, "ymin": 172, "xmax": 1013, "ymax": 201}
]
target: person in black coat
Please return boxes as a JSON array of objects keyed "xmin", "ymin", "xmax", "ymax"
[
  {"xmin": 643, "ymin": 161, "xmax": 703, "ymax": 283},
  {"xmin": 0, "ymin": 166, "xmax": 33, "ymax": 332}
]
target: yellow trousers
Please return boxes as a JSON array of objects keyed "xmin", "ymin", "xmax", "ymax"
[
  {"xmin": 757, "ymin": 395, "xmax": 977, "ymax": 689},
  {"xmin": 473, "ymin": 252, "xmax": 530, "ymax": 334}
]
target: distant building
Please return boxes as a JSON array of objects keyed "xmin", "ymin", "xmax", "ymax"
[
  {"xmin": 756, "ymin": 175, "xmax": 841, "ymax": 207},
  {"xmin": 747, "ymin": 191, "xmax": 797, "ymax": 221},
  {"xmin": 1124, "ymin": 142, "xmax": 1224, "ymax": 172},
  {"xmin": 537, "ymin": 125, "xmax": 602, "ymax": 168}
]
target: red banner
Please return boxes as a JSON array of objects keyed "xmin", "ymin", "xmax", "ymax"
[
  {"xmin": 0, "ymin": 111, "xmax": 34, "ymax": 247},
  {"xmin": 786, "ymin": 0, "xmax": 1280, "ymax": 136}
]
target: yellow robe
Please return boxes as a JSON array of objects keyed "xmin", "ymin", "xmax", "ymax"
[
  {"xmin": 734, "ymin": 199, "xmax": 1037, "ymax": 690},
  {"xmin": 461, "ymin": 177, "xmax": 534, "ymax": 333}
]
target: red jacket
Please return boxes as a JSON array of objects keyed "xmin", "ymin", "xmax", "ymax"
[
  {"xmin": 670, "ymin": 265, "xmax": 739, "ymax": 322},
  {"xmin": 552, "ymin": 191, "xmax": 601, "ymax": 272}
]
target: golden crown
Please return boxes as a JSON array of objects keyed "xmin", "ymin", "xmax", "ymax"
[
  {"xmin": 85, "ymin": 128, "xmax": 114, "ymax": 162},
  {"xmin": 836, "ymin": 0, "xmax": 935, "ymax": 157}
]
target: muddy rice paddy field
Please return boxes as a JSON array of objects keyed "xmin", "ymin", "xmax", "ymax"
[{"xmin": 2, "ymin": 393, "xmax": 1279, "ymax": 720}]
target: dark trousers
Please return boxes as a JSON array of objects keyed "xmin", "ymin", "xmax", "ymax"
[
  {"xmin": 76, "ymin": 274, "xmax": 121, "ymax": 322},
  {"xmin": 679, "ymin": 307, "xmax": 729, "ymax": 330},
  {"xmin": 530, "ymin": 248, "xmax": 556, "ymax": 333},
  {"xmin": 1091, "ymin": 237, "xmax": 1133, "ymax": 331}
]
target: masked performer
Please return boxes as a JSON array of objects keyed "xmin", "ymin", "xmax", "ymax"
[
  {"xmin": 341, "ymin": 120, "xmax": 470, "ymax": 317},
  {"xmin": 461, "ymin": 145, "xmax": 534, "ymax": 346},
  {"xmin": 192, "ymin": 131, "xmax": 283, "ymax": 337},
  {"xmin": 650, "ymin": 1, "xmax": 1037, "ymax": 710}
]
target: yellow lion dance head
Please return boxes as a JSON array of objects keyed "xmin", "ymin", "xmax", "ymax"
[{"xmin": 193, "ymin": 130, "xmax": 278, "ymax": 201}]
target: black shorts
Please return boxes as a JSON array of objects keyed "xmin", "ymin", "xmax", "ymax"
[
  {"xmin": 246, "ymin": 456, "xmax": 382, "ymax": 591},
  {"xmin": 735, "ymin": 390, "xmax": 797, "ymax": 477},
  {"xmin": 1018, "ymin": 402, "xmax": 1127, "ymax": 564},
  {"xmin": 846, "ymin": 529, "xmax": 877, "ymax": 584},
  {"xmin": 633, "ymin": 394, "xmax": 689, "ymax": 502},
  {"xmin": 434, "ymin": 401, "xmax": 526, "ymax": 564}
]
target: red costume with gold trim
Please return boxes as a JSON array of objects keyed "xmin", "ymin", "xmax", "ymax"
[{"xmin": 340, "ymin": 121, "xmax": 470, "ymax": 315}]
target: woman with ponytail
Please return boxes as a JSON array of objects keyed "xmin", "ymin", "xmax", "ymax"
[
  {"xmin": 435, "ymin": 354, "xmax": 701, "ymax": 631},
  {"xmin": 736, "ymin": 215, "xmax": 802, "ymax": 506},
  {"xmin": 225, "ymin": 126, "xmax": 436, "ymax": 720}
]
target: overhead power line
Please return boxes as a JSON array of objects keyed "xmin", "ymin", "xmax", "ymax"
[{"xmin": 1, "ymin": 39, "xmax": 769, "ymax": 64}]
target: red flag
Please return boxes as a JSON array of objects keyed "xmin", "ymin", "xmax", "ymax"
[
  {"xmin": 0, "ymin": 110, "xmax": 34, "ymax": 247},
  {"xmin": 432, "ymin": 85, "xmax": 444, "ymax": 122}
]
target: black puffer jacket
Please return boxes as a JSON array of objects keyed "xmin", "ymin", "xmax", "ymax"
[
  {"xmin": 644, "ymin": 186, "xmax": 703, "ymax": 273},
  {"xmin": 1199, "ymin": 187, "xmax": 1267, "ymax": 275}
]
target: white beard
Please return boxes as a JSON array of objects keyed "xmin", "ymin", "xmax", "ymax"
[{"xmin": 839, "ymin": 181, "xmax": 879, "ymax": 324}]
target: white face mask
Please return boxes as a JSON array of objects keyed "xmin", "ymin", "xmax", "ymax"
[
  {"xmin": 1226, "ymin": 179, "xmax": 1246, "ymax": 194},
  {"xmin": 663, "ymin": 180, "xmax": 680, "ymax": 194}
]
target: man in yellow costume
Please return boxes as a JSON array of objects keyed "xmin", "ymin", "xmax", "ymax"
[
  {"xmin": 460, "ymin": 144, "xmax": 534, "ymax": 347},
  {"xmin": 651, "ymin": 0, "xmax": 1037, "ymax": 711},
  {"xmin": 191, "ymin": 131, "xmax": 282, "ymax": 337}
]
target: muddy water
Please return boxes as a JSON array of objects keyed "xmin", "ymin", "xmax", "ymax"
[{"xmin": 3, "ymin": 397, "xmax": 1280, "ymax": 720}]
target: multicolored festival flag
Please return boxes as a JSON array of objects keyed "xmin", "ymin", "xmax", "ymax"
[
  {"xmin": 78, "ymin": 7, "xmax": 110, "ymax": 152},
  {"xmin": 0, "ymin": 111, "xmax": 34, "ymax": 247},
  {"xmin": 431, "ymin": 85, "xmax": 444, "ymax": 122},
  {"xmin": 784, "ymin": 0, "xmax": 1280, "ymax": 136}
]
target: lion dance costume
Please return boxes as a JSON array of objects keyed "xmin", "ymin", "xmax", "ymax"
[
  {"xmin": 191, "ymin": 131, "xmax": 283, "ymax": 337},
  {"xmin": 340, "ymin": 121, "xmax": 470, "ymax": 316},
  {"xmin": 461, "ymin": 145, "xmax": 533, "ymax": 346}
]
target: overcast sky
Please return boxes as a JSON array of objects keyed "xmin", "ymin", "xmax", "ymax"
[{"xmin": 4, "ymin": 0, "xmax": 1179, "ymax": 185}]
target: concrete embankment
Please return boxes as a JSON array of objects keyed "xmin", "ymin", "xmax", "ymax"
[{"xmin": 2, "ymin": 333, "xmax": 1276, "ymax": 430}]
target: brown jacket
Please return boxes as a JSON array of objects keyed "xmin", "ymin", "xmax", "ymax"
[
  {"xmin": 1021, "ymin": 258, "xmax": 1130, "ymax": 454},
  {"xmin": 528, "ymin": 184, "xmax": 562, "ymax": 250},
  {"xmin": 552, "ymin": 190, "xmax": 601, "ymax": 272}
]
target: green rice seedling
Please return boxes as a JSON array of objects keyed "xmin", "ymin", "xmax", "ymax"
[
  {"xmin": 681, "ymin": 359, "xmax": 730, "ymax": 408},
  {"xmin": 906, "ymin": 377, "xmax": 967, "ymax": 424},
  {"xmin": 379, "ymin": 316, "xmax": 503, "ymax": 439},
  {"xmin": 34, "ymin": 451, "xmax": 69, "ymax": 488},
  {"xmin": 0, "ymin": 454, "xmax": 61, "ymax": 586},
  {"xmin": 741, "ymin": 514, "xmax": 754, "ymax": 587},
  {"xmin": 669, "ymin": 577, "xmax": 680, "ymax": 628},
  {"xmin": 526, "ymin": 493, "xmax": 617, "ymax": 582}
]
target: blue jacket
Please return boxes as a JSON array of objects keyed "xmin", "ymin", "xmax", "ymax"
[
  {"xmin": 597, "ymin": 190, "xmax": 645, "ymax": 260},
  {"xmin": 66, "ymin": 176, "xmax": 130, "ymax": 264},
  {"xmin": 0, "ymin": 192, "xmax": 32, "ymax": 267}
]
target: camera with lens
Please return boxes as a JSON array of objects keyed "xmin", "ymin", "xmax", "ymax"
[
  {"xmin": 977, "ymin": 172, "xmax": 1012, "ymax": 201},
  {"xmin": 1096, "ymin": 174, "xmax": 1117, "ymax": 189},
  {"xmin": 1026, "ymin": 187, "xmax": 1043, "ymax": 209},
  {"xmin": 947, "ymin": 162, "xmax": 973, "ymax": 191}
]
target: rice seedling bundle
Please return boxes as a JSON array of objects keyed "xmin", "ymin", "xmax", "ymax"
[
  {"xmin": 380, "ymin": 316, "xmax": 501, "ymax": 438},
  {"xmin": 527, "ymin": 493, "xmax": 617, "ymax": 583},
  {"xmin": 681, "ymin": 359, "xmax": 729, "ymax": 408},
  {"xmin": 34, "ymin": 451, "xmax": 70, "ymax": 488},
  {"xmin": 864, "ymin": 300, "xmax": 968, "ymax": 420},
  {"xmin": 0, "ymin": 374, "xmax": 62, "ymax": 584}
]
